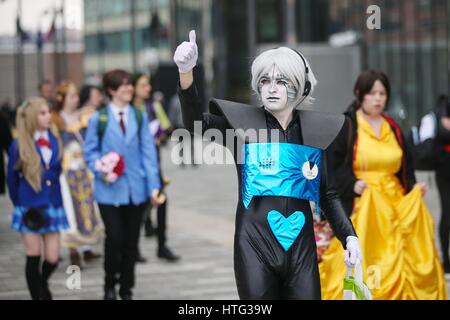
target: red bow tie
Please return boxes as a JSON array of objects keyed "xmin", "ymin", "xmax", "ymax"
[{"xmin": 36, "ymin": 137, "xmax": 51, "ymax": 149}]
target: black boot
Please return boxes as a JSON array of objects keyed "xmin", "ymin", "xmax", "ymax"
[
  {"xmin": 136, "ymin": 249, "xmax": 147, "ymax": 263},
  {"xmin": 83, "ymin": 250, "xmax": 102, "ymax": 263},
  {"xmin": 41, "ymin": 260, "xmax": 58, "ymax": 300},
  {"xmin": 157, "ymin": 246, "xmax": 180, "ymax": 262},
  {"xmin": 119, "ymin": 291, "xmax": 133, "ymax": 300},
  {"xmin": 25, "ymin": 256, "xmax": 42, "ymax": 300},
  {"xmin": 70, "ymin": 249, "xmax": 83, "ymax": 270},
  {"xmin": 104, "ymin": 287, "xmax": 117, "ymax": 300}
]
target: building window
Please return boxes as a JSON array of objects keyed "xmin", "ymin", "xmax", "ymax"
[{"xmin": 256, "ymin": 0, "xmax": 282, "ymax": 43}]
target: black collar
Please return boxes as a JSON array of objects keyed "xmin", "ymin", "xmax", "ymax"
[{"xmin": 209, "ymin": 98, "xmax": 344, "ymax": 150}]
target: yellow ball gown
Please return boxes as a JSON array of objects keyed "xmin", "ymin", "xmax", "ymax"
[{"xmin": 319, "ymin": 112, "xmax": 448, "ymax": 300}]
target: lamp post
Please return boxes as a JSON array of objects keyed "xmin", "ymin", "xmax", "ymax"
[
  {"xmin": 1, "ymin": 0, "xmax": 26, "ymax": 106},
  {"xmin": 247, "ymin": 0, "xmax": 257, "ymax": 105},
  {"xmin": 285, "ymin": 0, "xmax": 297, "ymax": 46},
  {"xmin": 37, "ymin": 9, "xmax": 51, "ymax": 83},
  {"xmin": 130, "ymin": 0, "xmax": 137, "ymax": 73},
  {"xmin": 15, "ymin": 0, "xmax": 24, "ymax": 106},
  {"xmin": 61, "ymin": 0, "xmax": 68, "ymax": 81}
]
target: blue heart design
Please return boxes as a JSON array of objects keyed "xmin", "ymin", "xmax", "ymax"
[{"xmin": 267, "ymin": 210, "xmax": 305, "ymax": 251}]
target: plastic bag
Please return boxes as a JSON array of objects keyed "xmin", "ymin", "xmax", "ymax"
[{"xmin": 343, "ymin": 263, "xmax": 373, "ymax": 300}]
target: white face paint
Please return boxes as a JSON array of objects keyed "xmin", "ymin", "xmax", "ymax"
[{"xmin": 259, "ymin": 65, "xmax": 297, "ymax": 114}]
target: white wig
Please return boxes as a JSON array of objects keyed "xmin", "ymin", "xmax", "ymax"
[{"xmin": 251, "ymin": 47, "xmax": 318, "ymax": 107}]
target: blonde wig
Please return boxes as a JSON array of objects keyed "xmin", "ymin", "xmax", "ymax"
[{"xmin": 15, "ymin": 97, "xmax": 62, "ymax": 192}]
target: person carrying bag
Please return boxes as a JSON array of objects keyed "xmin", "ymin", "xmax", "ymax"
[{"xmin": 343, "ymin": 261, "xmax": 372, "ymax": 300}]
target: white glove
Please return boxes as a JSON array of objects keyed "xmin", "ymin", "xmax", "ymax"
[
  {"xmin": 345, "ymin": 236, "xmax": 363, "ymax": 268},
  {"xmin": 173, "ymin": 30, "xmax": 198, "ymax": 74}
]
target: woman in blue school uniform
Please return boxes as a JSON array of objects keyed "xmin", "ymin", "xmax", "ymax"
[{"xmin": 7, "ymin": 97, "xmax": 69, "ymax": 300}]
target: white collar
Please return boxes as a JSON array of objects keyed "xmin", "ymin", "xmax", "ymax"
[
  {"xmin": 109, "ymin": 102, "xmax": 130, "ymax": 116},
  {"xmin": 34, "ymin": 130, "xmax": 49, "ymax": 141}
]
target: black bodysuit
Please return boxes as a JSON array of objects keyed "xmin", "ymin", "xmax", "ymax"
[{"xmin": 178, "ymin": 83, "xmax": 357, "ymax": 300}]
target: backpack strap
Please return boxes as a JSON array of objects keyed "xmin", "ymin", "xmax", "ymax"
[
  {"xmin": 97, "ymin": 105, "xmax": 144, "ymax": 150},
  {"xmin": 97, "ymin": 106, "xmax": 108, "ymax": 149},
  {"xmin": 133, "ymin": 106, "xmax": 143, "ymax": 133}
]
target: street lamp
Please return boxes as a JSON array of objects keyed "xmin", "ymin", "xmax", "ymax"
[
  {"xmin": 37, "ymin": 9, "xmax": 51, "ymax": 83},
  {"xmin": 1, "ymin": 0, "xmax": 25, "ymax": 105},
  {"xmin": 15, "ymin": 0, "xmax": 24, "ymax": 106}
]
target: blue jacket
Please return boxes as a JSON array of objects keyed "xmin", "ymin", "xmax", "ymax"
[
  {"xmin": 7, "ymin": 131, "xmax": 63, "ymax": 208},
  {"xmin": 84, "ymin": 105, "xmax": 161, "ymax": 206}
]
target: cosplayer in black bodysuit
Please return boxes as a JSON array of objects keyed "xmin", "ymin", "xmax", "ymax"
[{"xmin": 174, "ymin": 31, "xmax": 362, "ymax": 300}]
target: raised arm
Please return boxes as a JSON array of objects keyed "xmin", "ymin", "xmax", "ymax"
[{"xmin": 173, "ymin": 30, "xmax": 230, "ymax": 138}]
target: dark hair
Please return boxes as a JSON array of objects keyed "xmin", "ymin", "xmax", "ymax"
[
  {"xmin": 131, "ymin": 73, "xmax": 150, "ymax": 103},
  {"xmin": 38, "ymin": 79, "xmax": 52, "ymax": 92},
  {"xmin": 132, "ymin": 73, "xmax": 147, "ymax": 87},
  {"xmin": 437, "ymin": 94, "xmax": 450, "ymax": 116},
  {"xmin": 353, "ymin": 70, "xmax": 391, "ymax": 110},
  {"xmin": 79, "ymin": 85, "xmax": 102, "ymax": 108},
  {"xmin": 102, "ymin": 69, "xmax": 132, "ymax": 99}
]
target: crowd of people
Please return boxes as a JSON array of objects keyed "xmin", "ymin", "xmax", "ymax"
[
  {"xmin": 0, "ymin": 30, "xmax": 449, "ymax": 300},
  {"xmin": 0, "ymin": 69, "xmax": 180, "ymax": 300}
]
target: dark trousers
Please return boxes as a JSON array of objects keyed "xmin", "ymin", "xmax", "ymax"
[
  {"xmin": 436, "ymin": 172, "xmax": 450, "ymax": 266},
  {"xmin": 99, "ymin": 203, "xmax": 145, "ymax": 294},
  {"xmin": 142, "ymin": 144, "xmax": 168, "ymax": 249},
  {"xmin": 143, "ymin": 200, "xmax": 167, "ymax": 248}
]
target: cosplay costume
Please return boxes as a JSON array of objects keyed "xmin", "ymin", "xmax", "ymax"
[
  {"xmin": 178, "ymin": 83, "xmax": 357, "ymax": 299},
  {"xmin": 0, "ymin": 111, "xmax": 12, "ymax": 195},
  {"xmin": 7, "ymin": 131, "xmax": 69, "ymax": 234},
  {"xmin": 84, "ymin": 103, "xmax": 161, "ymax": 298},
  {"xmin": 320, "ymin": 109, "xmax": 448, "ymax": 300},
  {"xmin": 137, "ymin": 100, "xmax": 172, "ymax": 141},
  {"xmin": 52, "ymin": 112, "xmax": 104, "ymax": 250}
]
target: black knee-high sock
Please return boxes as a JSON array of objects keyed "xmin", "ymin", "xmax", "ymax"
[
  {"xmin": 41, "ymin": 260, "xmax": 58, "ymax": 287},
  {"xmin": 25, "ymin": 256, "xmax": 41, "ymax": 300}
]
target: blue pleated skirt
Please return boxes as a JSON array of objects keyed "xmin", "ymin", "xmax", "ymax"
[{"xmin": 11, "ymin": 206, "xmax": 70, "ymax": 234}]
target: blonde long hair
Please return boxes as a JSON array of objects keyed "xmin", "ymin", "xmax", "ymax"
[
  {"xmin": 15, "ymin": 97, "xmax": 62, "ymax": 192},
  {"xmin": 52, "ymin": 81, "xmax": 79, "ymax": 131}
]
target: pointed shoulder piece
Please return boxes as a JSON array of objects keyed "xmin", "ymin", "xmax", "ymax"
[
  {"xmin": 209, "ymin": 99, "xmax": 344, "ymax": 148},
  {"xmin": 209, "ymin": 99, "xmax": 267, "ymax": 142},
  {"xmin": 298, "ymin": 110, "xmax": 345, "ymax": 150}
]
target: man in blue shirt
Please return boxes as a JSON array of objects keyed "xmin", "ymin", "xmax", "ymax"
[{"xmin": 84, "ymin": 69, "xmax": 162, "ymax": 300}]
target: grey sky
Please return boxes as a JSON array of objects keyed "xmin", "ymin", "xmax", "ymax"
[{"xmin": 0, "ymin": 0, "xmax": 83, "ymax": 36}]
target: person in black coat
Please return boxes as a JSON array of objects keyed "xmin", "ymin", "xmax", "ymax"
[
  {"xmin": 0, "ymin": 110, "xmax": 13, "ymax": 195},
  {"xmin": 431, "ymin": 96, "xmax": 450, "ymax": 273}
]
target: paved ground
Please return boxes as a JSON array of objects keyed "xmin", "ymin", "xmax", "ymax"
[
  {"xmin": 0, "ymin": 143, "xmax": 239, "ymax": 300},
  {"xmin": 0, "ymin": 142, "xmax": 448, "ymax": 300}
]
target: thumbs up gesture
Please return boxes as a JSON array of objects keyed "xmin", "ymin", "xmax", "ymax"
[{"xmin": 173, "ymin": 30, "xmax": 198, "ymax": 74}]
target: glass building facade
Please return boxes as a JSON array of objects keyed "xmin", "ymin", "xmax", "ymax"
[
  {"xmin": 83, "ymin": 0, "xmax": 449, "ymax": 126},
  {"xmin": 329, "ymin": 0, "xmax": 450, "ymax": 127},
  {"xmin": 84, "ymin": 0, "xmax": 173, "ymax": 74}
]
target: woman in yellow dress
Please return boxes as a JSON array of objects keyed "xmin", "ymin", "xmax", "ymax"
[{"xmin": 319, "ymin": 70, "xmax": 448, "ymax": 300}]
